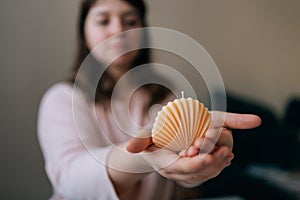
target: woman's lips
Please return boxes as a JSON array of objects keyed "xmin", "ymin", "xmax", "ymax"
[{"xmin": 112, "ymin": 43, "xmax": 126, "ymax": 50}]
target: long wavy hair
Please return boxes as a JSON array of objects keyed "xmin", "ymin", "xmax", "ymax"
[{"xmin": 69, "ymin": 0, "xmax": 171, "ymax": 106}]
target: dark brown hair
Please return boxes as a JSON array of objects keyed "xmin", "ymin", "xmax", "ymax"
[{"xmin": 69, "ymin": 0, "xmax": 171, "ymax": 106}]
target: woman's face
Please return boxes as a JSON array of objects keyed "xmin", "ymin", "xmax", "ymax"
[{"xmin": 84, "ymin": 0, "xmax": 143, "ymax": 67}]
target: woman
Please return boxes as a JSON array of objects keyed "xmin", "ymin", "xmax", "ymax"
[{"xmin": 38, "ymin": 0, "xmax": 261, "ymax": 199}]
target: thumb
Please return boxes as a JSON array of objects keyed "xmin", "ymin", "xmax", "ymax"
[{"xmin": 126, "ymin": 128, "xmax": 153, "ymax": 153}]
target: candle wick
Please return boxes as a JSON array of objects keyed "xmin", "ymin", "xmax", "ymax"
[{"xmin": 181, "ymin": 91, "xmax": 184, "ymax": 98}]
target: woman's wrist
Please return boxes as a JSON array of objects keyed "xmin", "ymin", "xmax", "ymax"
[{"xmin": 106, "ymin": 143, "xmax": 152, "ymax": 194}]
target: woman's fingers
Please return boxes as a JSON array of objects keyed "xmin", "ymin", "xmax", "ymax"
[
  {"xmin": 211, "ymin": 111, "xmax": 261, "ymax": 129},
  {"xmin": 224, "ymin": 112, "xmax": 262, "ymax": 129},
  {"xmin": 162, "ymin": 155, "xmax": 212, "ymax": 175},
  {"xmin": 187, "ymin": 146, "xmax": 234, "ymax": 183},
  {"xmin": 127, "ymin": 112, "xmax": 260, "ymax": 153},
  {"xmin": 126, "ymin": 128, "xmax": 153, "ymax": 153},
  {"xmin": 186, "ymin": 146, "xmax": 199, "ymax": 157},
  {"xmin": 159, "ymin": 146, "xmax": 234, "ymax": 184},
  {"xmin": 126, "ymin": 137, "xmax": 152, "ymax": 153}
]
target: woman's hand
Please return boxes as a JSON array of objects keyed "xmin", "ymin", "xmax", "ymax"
[
  {"xmin": 179, "ymin": 111, "xmax": 261, "ymax": 157},
  {"xmin": 126, "ymin": 112, "xmax": 261, "ymax": 184}
]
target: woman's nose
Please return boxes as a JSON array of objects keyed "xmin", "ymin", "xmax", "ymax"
[{"xmin": 109, "ymin": 19, "xmax": 124, "ymax": 35}]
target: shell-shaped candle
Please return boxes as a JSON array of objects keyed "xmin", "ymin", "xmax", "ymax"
[{"xmin": 151, "ymin": 92, "xmax": 211, "ymax": 152}]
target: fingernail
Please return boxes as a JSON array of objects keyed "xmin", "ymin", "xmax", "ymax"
[
  {"xmin": 178, "ymin": 150, "xmax": 186, "ymax": 157},
  {"xmin": 226, "ymin": 153, "xmax": 234, "ymax": 160},
  {"xmin": 198, "ymin": 153, "xmax": 208, "ymax": 159}
]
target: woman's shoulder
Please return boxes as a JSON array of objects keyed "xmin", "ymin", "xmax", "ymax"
[
  {"xmin": 40, "ymin": 81, "xmax": 90, "ymax": 110},
  {"xmin": 40, "ymin": 82, "xmax": 75, "ymax": 108},
  {"xmin": 43, "ymin": 82, "xmax": 73, "ymax": 98}
]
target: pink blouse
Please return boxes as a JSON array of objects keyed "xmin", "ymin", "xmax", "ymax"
[{"xmin": 37, "ymin": 82, "xmax": 176, "ymax": 200}]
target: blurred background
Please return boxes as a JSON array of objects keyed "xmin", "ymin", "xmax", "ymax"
[{"xmin": 0, "ymin": 0, "xmax": 299, "ymax": 199}]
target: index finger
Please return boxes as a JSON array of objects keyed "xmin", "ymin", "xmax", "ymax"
[
  {"xmin": 224, "ymin": 112, "xmax": 262, "ymax": 129},
  {"xmin": 210, "ymin": 111, "xmax": 261, "ymax": 130}
]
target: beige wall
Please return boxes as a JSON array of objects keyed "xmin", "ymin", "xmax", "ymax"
[
  {"xmin": 0, "ymin": 0, "xmax": 81, "ymax": 198},
  {"xmin": 146, "ymin": 0, "xmax": 300, "ymax": 115},
  {"xmin": 0, "ymin": 0, "xmax": 299, "ymax": 198}
]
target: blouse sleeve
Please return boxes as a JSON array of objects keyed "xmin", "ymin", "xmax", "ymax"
[{"xmin": 37, "ymin": 83, "xmax": 119, "ymax": 200}]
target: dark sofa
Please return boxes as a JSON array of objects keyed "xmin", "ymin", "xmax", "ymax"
[
  {"xmin": 177, "ymin": 92, "xmax": 300, "ymax": 200},
  {"xmin": 201, "ymin": 92, "xmax": 300, "ymax": 199}
]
